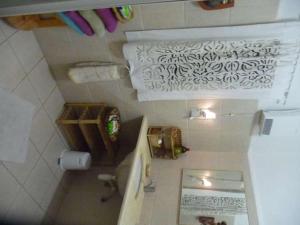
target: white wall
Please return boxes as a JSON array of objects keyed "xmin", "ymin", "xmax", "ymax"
[
  {"xmin": 277, "ymin": 0, "xmax": 300, "ymax": 20},
  {"xmin": 0, "ymin": 20, "xmax": 67, "ymax": 224},
  {"xmin": 248, "ymin": 135, "xmax": 300, "ymax": 225},
  {"xmin": 248, "ymin": 3, "xmax": 300, "ymax": 224}
]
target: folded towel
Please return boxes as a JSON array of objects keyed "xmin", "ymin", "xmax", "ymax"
[
  {"xmin": 95, "ymin": 8, "xmax": 118, "ymax": 33},
  {"xmin": 57, "ymin": 12, "xmax": 84, "ymax": 35},
  {"xmin": 68, "ymin": 62, "xmax": 123, "ymax": 83},
  {"xmin": 79, "ymin": 10, "xmax": 105, "ymax": 37},
  {"xmin": 64, "ymin": 11, "xmax": 94, "ymax": 36}
]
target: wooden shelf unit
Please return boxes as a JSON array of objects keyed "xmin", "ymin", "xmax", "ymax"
[{"xmin": 57, "ymin": 103, "xmax": 117, "ymax": 165}]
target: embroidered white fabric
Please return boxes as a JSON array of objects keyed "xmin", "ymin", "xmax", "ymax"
[{"xmin": 124, "ymin": 22, "xmax": 300, "ymax": 103}]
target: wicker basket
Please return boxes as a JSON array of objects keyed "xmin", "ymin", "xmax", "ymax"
[{"xmin": 147, "ymin": 126, "xmax": 182, "ymax": 159}]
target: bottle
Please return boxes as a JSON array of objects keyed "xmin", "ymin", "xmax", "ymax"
[{"xmin": 174, "ymin": 146, "xmax": 190, "ymax": 157}]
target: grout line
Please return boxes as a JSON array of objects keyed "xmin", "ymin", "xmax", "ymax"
[
  {"xmin": 42, "ymin": 84, "xmax": 57, "ymax": 108},
  {"xmin": 39, "ymin": 130, "xmax": 63, "ymax": 180},
  {"xmin": 7, "ymin": 31, "xmax": 44, "ymax": 76},
  {"xmin": 138, "ymin": 5, "xmax": 145, "ymax": 30},
  {"xmin": 86, "ymin": 84, "xmax": 94, "ymax": 102},
  {"xmin": 2, "ymin": 156, "xmax": 46, "ymax": 213},
  {"xmin": 0, "ymin": 22, "xmax": 18, "ymax": 45},
  {"xmin": 0, "ymin": 21, "xmax": 18, "ymax": 41},
  {"xmin": 11, "ymin": 56, "xmax": 45, "ymax": 95}
]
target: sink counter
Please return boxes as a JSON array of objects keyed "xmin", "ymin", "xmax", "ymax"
[{"xmin": 138, "ymin": 151, "xmax": 258, "ymax": 225}]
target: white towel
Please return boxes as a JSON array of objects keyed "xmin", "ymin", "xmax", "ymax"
[
  {"xmin": 0, "ymin": 88, "xmax": 35, "ymax": 163},
  {"xmin": 68, "ymin": 62, "xmax": 123, "ymax": 83}
]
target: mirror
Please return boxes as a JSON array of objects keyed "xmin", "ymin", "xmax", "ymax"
[{"xmin": 180, "ymin": 169, "xmax": 249, "ymax": 225}]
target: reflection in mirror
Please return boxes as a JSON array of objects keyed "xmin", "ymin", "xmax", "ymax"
[{"xmin": 180, "ymin": 169, "xmax": 249, "ymax": 225}]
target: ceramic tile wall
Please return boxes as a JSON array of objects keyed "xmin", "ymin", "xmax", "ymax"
[
  {"xmin": 0, "ymin": 20, "xmax": 67, "ymax": 224},
  {"xmin": 34, "ymin": 0, "xmax": 279, "ymax": 152},
  {"xmin": 138, "ymin": 151, "xmax": 259, "ymax": 225}
]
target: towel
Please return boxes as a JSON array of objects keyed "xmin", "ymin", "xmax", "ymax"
[
  {"xmin": 0, "ymin": 88, "xmax": 35, "ymax": 163},
  {"xmin": 79, "ymin": 10, "xmax": 105, "ymax": 37},
  {"xmin": 57, "ymin": 12, "xmax": 84, "ymax": 35},
  {"xmin": 68, "ymin": 62, "xmax": 122, "ymax": 83},
  {"xmin": 95, "ymin": 8, "xmax": 118, "ymax": 33},
  {"xmin": 64, "ymin": 11, "xmax": 94, "ymax": 36}
]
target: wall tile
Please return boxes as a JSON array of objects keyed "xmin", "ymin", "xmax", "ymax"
[
  {"xmin": 105, "ymin": 31, "xmax": 127, "ymax": 64},
  {"xmin": 42, "ymin": 132, "xmax": 66, "ymax": 179},
  {"xmin": 221, "ymin": 99, "xmax": 258, "ymax": 114},
  {"xmin": 188, "ymin": 129, "xmax": 221, "ymax": 151},
  {"xmin": 34, "ymin": 27, "xmax": 76, "ymax": 66},
  {"xmin": 188, "ymin": 118, "xmax": 221, "ymax": 131},
  {"xmin": 5, "ymin": 188, "xmax": 44, "ymax": 225},
  {"xmin": 152, "ymin": 100, "xmax": 188, "ymax": 118},
  {"xmin": 187, "ymin": 99, "xmax": 222, "ymax": 130},
  {"xmin": 0, "ymin": 163, "xmax": 21, "ymax": 218},
  {"xmin": 56, "ymin": 80, "xmax": 92, "ymax": 102},
  {"xmin": 34, "ymin": 27, "xmax": 70, "ymax": 46},
  {"xmin": 220, "ymin": 115, "xmax": 255, "ymax": 135},
  {"xmin": 28, "ymin": 58, "xmax": 56, "ymax": 103},
  {"xmin": 0, "ymin": 42, "xmax": 26, "ymax": 91},
  {"xmin": 4, "ymin": 141, "xmax": 40, "ymax": 184},
  {"xmin": 49, "ymin": 64, "xmax": 70, "ymax": 81},
  {"xmin": 118, "ymin": 5, "xmax": 144, "ymax": 31},
  {"xmin": 44, "ymin": 87, "xmax": 65, "ymax": 123},
  {"xmin": 9, "ymin": 31, "xmax": 43, "ymax": 73},
  {"xmin": 67, "ymin": 30, "xmax": 111, "ymax": 62},
  {"xmin": 148, "ymin": 116, "xmax": 188, "ymax": 131},
  {"xmin": 141, "ymin": 2, "xmax": 185, "ymax": 30},
  {"xmin": 185, "ymin": 1, "xmax": 231, "ymax": 27},
  {"xmin": 216, "ymin": 152, "xmax": 245, "ymax": 170},
  {"xmin": 116, "ymin": 78, "xmax": 155, "ymax": 121},
  {"xmin": 13, "ymin": 77, "xmax": 41, "ymax": 113},
  {"xmin": 88, "ymin": 80, "xmax": 122, "ymax": 104},
  {"xmin": 230, "ymin": 3, "xmax": 279, "ymax": 25},
  {"xmin": 30, "ymin": 107, "xmax": 55, "ymax": 153},
  {"xmin": 188, "ymin": 99, "xmax": 222, "ymax": 113},
  {"xmin": 123, "ymin": 101, "xmax": 155, "ymax": 122},
  {"xmin": 24, "ymin": 158, "xmax": 56, "ymax": 206},
  {"xmin": 219, "ymin": 133, "xmax": 250, "ymax": 152}
]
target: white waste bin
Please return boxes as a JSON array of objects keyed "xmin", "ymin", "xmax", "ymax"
[{"xmin": 59, "ymin": 150, "xmax": 91, "ymax": 170}]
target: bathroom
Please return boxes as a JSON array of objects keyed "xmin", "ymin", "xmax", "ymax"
[{"xmin": 0, "ymin": 0, "xmax": 300, "ymax": 225}]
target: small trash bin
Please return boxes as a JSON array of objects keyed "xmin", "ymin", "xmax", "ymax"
[{"xmin": 58, "ymin": 150, "xmax": 91, "ymax": 170}]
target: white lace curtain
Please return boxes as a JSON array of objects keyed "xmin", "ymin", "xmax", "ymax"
[{"xmin": 124, "ymin": 22, "xmax": 300, "ymax": 103}]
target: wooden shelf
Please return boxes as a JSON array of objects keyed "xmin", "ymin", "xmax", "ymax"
[{"xmin": 57, "ymin": 103, "xmax": 118, "ymax": 165}]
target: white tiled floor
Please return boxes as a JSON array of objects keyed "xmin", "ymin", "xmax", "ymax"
[
  {"xmin": 8, "ymin": 30, "xmax": 43, "ymax": 73},
  {"xmin": 0, "ymin": 22, "xmax": 67, "ymax": 224},
  {"xmin": 28, "ymin": 58, "xmax": 56, "ymax": 103}
]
